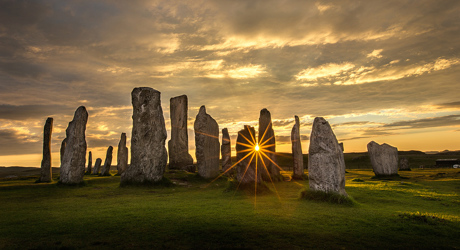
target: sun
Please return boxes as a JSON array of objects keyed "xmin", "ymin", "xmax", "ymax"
[{"xmin": 255, "ymin": 144, "xmax": 260, "ymax": 151}]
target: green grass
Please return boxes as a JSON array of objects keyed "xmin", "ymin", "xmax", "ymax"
[{"xmin": 0, "ymin": 168, "xmax": 459, "ymax": 249}]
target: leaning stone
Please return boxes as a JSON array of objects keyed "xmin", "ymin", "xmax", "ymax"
[
  {"xmin": 60, "ymin": 106, "xmax": 88, "ymax": 184},
  {"xmin": 100, "ymin": 146, "xmax": 113, "ymax": 176},
  {"xmin": 121, "ymin": 87, "xmax": 168, "ymax": 185},
  {"xmin": 86, "ymin": 151, "xmax": 92, "ymax": 174},
  {"xmin": 258, "ymin": 108, "xmax": 282, "ymax": 181},
  {"xmin": 236, "ymin": 125, "xmax": 261, "ymax": 184},
  {"xmin": 221, "ymin": 128, "xmax": 233, "ymax": 176},
  {"xmin": 367, "ymin": 141, "xmax": 399, "ymax": 176},
  {"xmin": 291, "ymin": 115, "xmax": 304, "ymax": 180},
  {"xmin": 38, "ymin": 117, "xmax": 53, "ymax": 182},
  {"xmin": 93, "ymin": 158, "xmax": 102, "ymax": 175},
  {"xmin": 194, "ymin": 105, "xmax": 220, "ymax": 179},
  {"xmin": 399, "ymin": 157, "xmax": 411, "ymax": 171},
  {"xmin": 308, "ymin": 117, "xmax": 347, "ymax": 196},
  {"xmin": 168, "ymin": 95, "xmax": 194, "ymax": 170},
  {"xmin": 117, "ymin": 133, "xmax": 128, "ymax": 175}
]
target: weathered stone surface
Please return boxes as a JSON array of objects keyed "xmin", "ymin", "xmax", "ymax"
[
  {"xmin": 236, "ymin": 125, "xmax": 261, "ymax": 184},
  {"xmin": 339, "ymin": 142, "xmax": 344, "ymax": 152},
  {"xmin": 367, "ymin": 141, "xmax": 399, "ymax": 176},
  {"xmin": 100, "ymin": 146, "xmax": 113, "ymax": 176},
  {"xmin": 60, "ymin": 106, "xmax": 88, "ymax": 184},
  {"xmin": 168, "ymin": 95, "xmax": 193, "ymax": 170},
  {"xmin": 117, "ymin": 133, "xmax": 128, "ymax": 175},
  {"xmin": 86, "ymin": 151, "xmax": 92, "ymax": 174},
  {"xmin": 60, "ymin": 138, "xmax": 67, "ymax": 165},
  {"xmin": 93, "ymin": 158, "xmax": 102, "ymax": 175},
  {"xmin": 38, "ymin": 117, "xmax": 53, "ymax": 182},
  {"xmin": 121, "ymin": 87, "xmax": 168, "ymax": 184},
  {"xmin": 399, "ymin": 157, "xmax": 411, "ymax": 171},
  {"xmin": 308, "ymin": 117, "xmax": 347, "ymax": 196},
  {"xmin": 221, "ymin": 128, "xmax": 232, "ymax": 176},
  {"xmin": 194, "ymin": 106, "xmax": 220, "ymax": 179},
  {"xmin": 291, "ymin": 116, "xmax": 304, "ymax": 179},
  {"xmin": 258, "ymin": 108, "xmax": 282, "ymax": 181}
]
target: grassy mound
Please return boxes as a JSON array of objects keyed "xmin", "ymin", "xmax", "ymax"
[{"xmin": 300, "ymin": 189, "xmax": 355, "ymax": 205}]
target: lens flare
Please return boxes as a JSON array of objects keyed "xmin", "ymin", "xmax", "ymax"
[{"xmin": 255, "ymin": 144, "xmax": 260, "ymax": 151}]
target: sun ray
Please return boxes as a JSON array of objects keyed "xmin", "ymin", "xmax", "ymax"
[
  {"xmin": 233, "ymin": 151, "xmax": 257, "ymax": 199},
  {"xmin": 239, "ymin": 133, "xmax": 255, "ymax": 146},
  {"xmin": 257, "ymin": 150, "xmax": 281, "ymax": 201},
  {"xmin": 247, "ymin": 127, "xmax": 257, "ymax": 146},
  {"xmin": 236, "ymin": 141, "xmax": 256, "ymax": 148},
  {"xmin": 258, "ymin": 121, "xmax": 271, "ymax": 147},
  {"xmin": 259, "ymin": 135, "xmax": 274, "ymax": 147},
  {"xmin": 254, "ymin": 150, "xmax": 258, "ymax": 208},
  {"xmin": 205, "ymin": 150, "xmax": 255, "ymax": 187},
  {"xmin": 260, "ymin": 143, "xmax": 276, "ymax": 149},
  {"xmin": 259, "ymin": 150, "xmax": 285, "ymax": 172}
]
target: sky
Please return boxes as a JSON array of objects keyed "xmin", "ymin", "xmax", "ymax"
[{"xmin": 0, "ymin": 0, "xmax": 459, "ymax": 167}]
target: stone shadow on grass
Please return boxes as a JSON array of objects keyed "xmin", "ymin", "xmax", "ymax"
[{"xmin": 300, "ymin": 189, "xmax": 355, "ymax": 206}]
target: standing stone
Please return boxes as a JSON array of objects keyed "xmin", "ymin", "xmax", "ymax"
[
  {"xmin": 291, "ymin": 116, "xmax": 304, "ymax": 180},
  {"xmin": 221, "ymin": 128, "xmax": 233, "ymax": 176},
  {"xmin": 258, "ymin": 108, "xmax": 282, "ymax": 181},
  {"xmin": 117, "ymin": 133, "xmax": 128, "ymax": 175},
  {"xmin": 60, "ymin": 106, "xmax": 88, "ymax": 184},
  {"xmin": 93, "ymin": 158, "xmax": 102, "ymax": 175},
  {"xmin": 399, "ymin": 157, "xmax": 411, "ymax": 171},
  {"xmin": 100, "ymin": 146, "xmax": 113, "ymax": 176},
  {"xmin": 121, "ymin": 87, "xmax": 168, "ymax": 184},
  {"xmin": 236, "ymin": 125, "xmax": 261, "ymax": 184},
  {"xmin": 367, "ymin": 141, "xmax": 399, "ymax": 176},
  {"xmin": 168, "ymin": 95, "xmax": 194, "ymax": 170},
  {"xmin": 308, "ymin": 117, "xmax": 347, "ymax": 196},
  {"xmin": 339, "ymin": 142, "xmax": 344, "ymax": 152},
  {"xmin": 38, "ymin": 117, "xmax": 53, "ymax": 182},
  {"xmin": 194, "ymin": 105, "xmax": 220, "ymax": 179},
  {"xmin": 86, "ymin": 151, "xmax": 92, "ymax": 174},
  {"xmin": 60, "ymin": 138, "xmax": 67, "ymax": 165}
]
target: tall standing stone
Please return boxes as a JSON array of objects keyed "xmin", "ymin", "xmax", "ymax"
[
  {"xmin": 121, "ymin": 87, "xmax": 168, "ymax": 184},
  {"xmin": 86, "ymin": 151, "xmax": 92, "ymax": 174},
  {"xmin": 236, "ymin": 125, "xmax": 261, "ymax": 184},
  {"xmin": 60, "ymin": 106, "xmax": 88, "ymax": 184},
  {"xmin": 221, "ymin": 128, "xmax": 232, "ymax": 175},
  {"xmin": 168, "ymin": 95, "xmax": 194, "ymax": 170},
  {"xmin": 60, "ymin": 138, "xmax": 67, "ymax": 165},
  {"xmin": 93, "ymin": 158, "xmax": 102, "ymax": 175},
  {"xmin": 117, "ymin": 133, "xmax": 128, "ymax": 175},
  {"xmin": 100, "ymin": 146, "xmax": 113, "ymax": 176},
  {"xmin": 258, "ymin": 108, "xmax": 282, "ymax": 181},
  {"xmin": 194, "ymin": 105, "xmax": 220, "ymax": 179},
  {"xmin": 367, "ymin": 141, "xmax": 399, "ymax": 176},
  {"xmin": 291, "ymin": 116, "xmax": 304, "ymax": 179},
  {"xmin": 308, "ymin": 117, "xmax": 347, "ymax": 196},
  {"xmin": 38, "ymin": 117, "xmax": 53, "ymax": 182},
  {"xmin": 399, "ymin": 157, "xmax": 411, "ymax": 171}
]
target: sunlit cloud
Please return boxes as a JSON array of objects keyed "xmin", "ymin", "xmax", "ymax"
[{"xmin": 295, "ymin": 62, "xmax": 355, "ymax": 81}]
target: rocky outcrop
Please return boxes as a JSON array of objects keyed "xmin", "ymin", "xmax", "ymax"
[
  {"xmin": 221, "ymin": 128, "xmax": 232, "ymax": 176},
  {"xmin": 168, "ymin": 95, "xmax": 194, "ymax": 170},
  {"xmin": 121, "ymin": 87, "xmax": 168, "ymax": 185},
  {"xmin": 291, "ymin": 116, "xmax": 304, "ymax": 179},
  {"xmin": 38, "ymin": 117, "xmax": 53, "ymax": 182},
  {"xmin": 100, "ymin": 146, "xmax": 113, "ymax": 176},
  {"xmin": 258, "ymin": 109, "xmax": 282, "ymax": 181},
  {"xmin": 117, "ymin": 133, "xmax": 128, "ymax": 175},
  {"xmin": 236, "ymin": 125, "xmax": 261, "ymax": 184},
  {"xmin": 194, "ymin": 106, "xmax": 220, "ymax": 179},
  {"xmin": 60, "ymin": 106, "xmax": 88, "ymax": 184},
  {"xmin": 367, "ymin": 141, "xmax": 398, "ymax": 176},
  {"xmin": 308, "ymin": 117, "xmax": 347, "ymax": 196}
]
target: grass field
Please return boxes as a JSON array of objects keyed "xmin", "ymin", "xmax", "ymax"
[{"xmin": 0, "ymin": 165, "xmax": 459, "ymax": 249}]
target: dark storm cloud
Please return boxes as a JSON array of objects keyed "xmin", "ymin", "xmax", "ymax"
[
  {"xmin": 0, "ymin": 104, "xmax": 73, "ymax": 120},
  {"xmin": 0, "ymin": 129, "xmax": 41, "ymax": 156}
]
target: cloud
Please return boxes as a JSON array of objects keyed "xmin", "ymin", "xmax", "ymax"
[
  {"xmin": 0, "ymin": 104, "xmax": 73, "ymax": 121},
  {"xmin": 383, "ymin": 115, "xmax": 460, "ymax": 130},
  {"xmin": 0, "ymin": 129, "xmax": 41, "ymax": 156}
]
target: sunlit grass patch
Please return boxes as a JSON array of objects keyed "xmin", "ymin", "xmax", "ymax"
[{"xmin": 398, "ymin": 211, "xmax": 459, "ymax": 225}]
